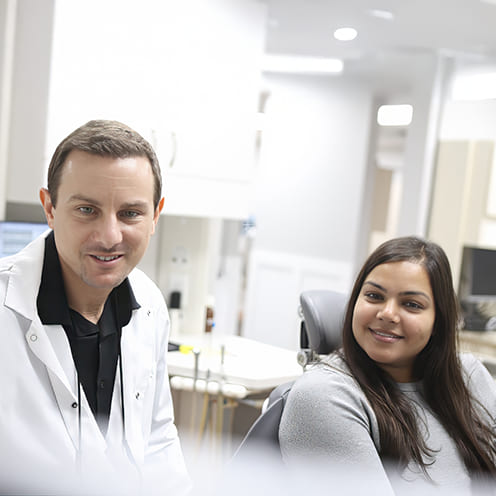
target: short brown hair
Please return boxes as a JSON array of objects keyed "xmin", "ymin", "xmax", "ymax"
[{"xmin": 47, "ymin": 120, "xmax": 162, "ymax": 209}]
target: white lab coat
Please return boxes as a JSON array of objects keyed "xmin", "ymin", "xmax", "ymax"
[{"xmin": 0, "ymin": 231, "xmax": 191, "ymax": 495}]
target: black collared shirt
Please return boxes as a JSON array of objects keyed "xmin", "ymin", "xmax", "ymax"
[{"xmin": 37, "ymin": 231, "xmax": 140, "ymax": 434}]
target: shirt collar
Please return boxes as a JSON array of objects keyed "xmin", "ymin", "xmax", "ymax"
[{"xmin": 37, "ymin": 231, "xmax": 140, "ymax": 327}]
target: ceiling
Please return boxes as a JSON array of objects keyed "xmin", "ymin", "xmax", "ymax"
[{"xmin": 263, "ymin": 0, "xmax": 496, "ymax": 95}]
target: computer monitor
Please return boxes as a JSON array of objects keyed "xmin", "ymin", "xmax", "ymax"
[
  {"xmin": 458, "ymin": 245, "xmax": 496, "ymax": 330},
  {"xmin": 458, "ymin": 246, "xmax": 496, "ymax": 302},
  {"xmin": 0, "ymin": 221, "xmax": 49, "ymax": 258}
]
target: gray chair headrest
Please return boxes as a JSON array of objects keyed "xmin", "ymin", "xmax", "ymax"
[{"xmin": 300, "ymin": 290, "xmax": 347, "ymax": 354}]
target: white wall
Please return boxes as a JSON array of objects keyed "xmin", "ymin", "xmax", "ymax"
[
  {"xmin": 253, "ymin": 74, "xmax": 373, "ymax": 260},
  {"xmin": 242, "ymin": 74, "xmax": 374, "ymax": 350},
  {"xmin": 0, "ymin": 0, "xmax": 16, "ymax": 220},
  {"xmin": 394, "ymin": 55, "xmax": 451, "ymax": 238},
  {"xmin": 440, "ymin": 99, "xmax": 496, "ymax": 141},
  {"xmin": 138, "ymin": 215, "xmax": 222, "ymax": 336},
  {"xmin": 4, "ymin": 0, "xmax": 54, "ymax": 206}
]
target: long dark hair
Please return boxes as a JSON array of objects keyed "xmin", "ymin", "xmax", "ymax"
[{"xmin": 341, "ymin": 236, "xmax": 496, "ymax": 476}]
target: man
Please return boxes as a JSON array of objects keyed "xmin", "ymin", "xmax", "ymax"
[{"xmin": 0, "ymin": 120, "xmax": 190, "ymax": 494}]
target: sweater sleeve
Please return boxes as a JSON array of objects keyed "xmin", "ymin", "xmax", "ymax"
[
  {"xmin": 460, "ymin": 352, "xmax": 496, "ymax": 426},
  {"xmin": 279, "ymin": 363, "xmax": 395, "ymax": 494}
]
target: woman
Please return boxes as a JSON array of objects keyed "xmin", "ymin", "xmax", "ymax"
[{"xmin": 279, "ymin": 236, "xmax": 496, "ymax": 494}]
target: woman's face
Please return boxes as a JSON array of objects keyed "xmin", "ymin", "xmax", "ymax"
[{"xmin": 352, "ymin": 261, "xmax": 436, "ymax": 382}]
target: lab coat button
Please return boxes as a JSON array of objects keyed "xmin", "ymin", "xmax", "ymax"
[
  {"xmin": 71, "ymin": 402, "xmax": 78, "ymax": 409},
  {"xmin": 29, "ymin": 334, "xmax": 37, "ymax": 342}
]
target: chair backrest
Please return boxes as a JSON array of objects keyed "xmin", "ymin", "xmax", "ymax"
[
  {"xmin": 231, "ymin": 381, "xmax": 293, "ymax": 461},
  {"xmin": 233, "ymin": 290, "xmax": 347, "ymax": 460},
  {"xmin": 300, "ymin": 289, "xmax": 348, "ymax": 354}
]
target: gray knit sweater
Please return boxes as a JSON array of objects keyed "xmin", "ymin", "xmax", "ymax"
[{"xmin": 279, "ymin": 353, "xmax": 496, "ymax": 495}]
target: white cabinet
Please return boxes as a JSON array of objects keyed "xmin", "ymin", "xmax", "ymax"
[{"xmin": 46, "ymin": 0, "xmax": 266, "ymax": 219}]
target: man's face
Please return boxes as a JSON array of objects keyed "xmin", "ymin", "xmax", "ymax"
[{"xmin": 41, "ymin": 150, "xmax": 163, "ymax": 301}]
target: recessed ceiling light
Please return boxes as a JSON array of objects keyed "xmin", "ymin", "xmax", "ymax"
[
  {"xmin": 480, "ymin": 0, "xmax": 496, "ymax": 5},
  {"xmin": 377, "ymin": 104, "xmax": 413, "ymax": 126},
  {"xmin": 262, "ymin": 54, "xmax": 344, "ymax": 74},
  {"xmin": 334, "ymin": 27, "xmax": 358, "ymax": 41},
  {"xmin": 368, "ymin": 9, "xmax": 395, "ymax": 20}
]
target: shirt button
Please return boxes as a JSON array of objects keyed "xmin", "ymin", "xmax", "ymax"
[
  {"xmin": 99, "ymin": 380, "xmax": 105, "ymax": 389},
  {"xmin": 71, "ymin": 402, "xmax": 78, "ymax": 409}
]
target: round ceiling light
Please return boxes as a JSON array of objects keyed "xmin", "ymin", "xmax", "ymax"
[{"xmin": 334, "ymin": 27, "xmax": 358, "ymax": 41}]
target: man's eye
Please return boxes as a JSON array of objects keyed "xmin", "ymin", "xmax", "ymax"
[
  {"xmin": 78, "ymin": 206, "xmax": 94, "ymax": 214},
  {"xmin": 121, "ymin": 210, "xmax": 139, "ymax": 218}
]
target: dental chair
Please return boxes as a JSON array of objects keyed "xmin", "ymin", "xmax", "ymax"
[{"xmin": 232, "ymin": 289, "xmax": 347, "ymax": 460}]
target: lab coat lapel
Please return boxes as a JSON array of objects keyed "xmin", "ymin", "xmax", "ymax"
[
  {"xmin": 22, "ymin": 320, "xmax": 106, "ymax": 455},
  {"xmin": 26, "ymin": 321, "xmax": 81, "ymax": 448},
  {"xmin": 44, "ymin": 322, "xmax": 108, "ymax": 456},
  {"xmin": 4, "ymin": 236, "xmax": 75, "ymax": 393},
  {"xmin": 120, "ymin": 307, "xmax": 155, "ymax": 466}
]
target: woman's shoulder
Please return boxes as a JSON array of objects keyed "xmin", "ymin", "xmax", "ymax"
[
  {"xmin": 459, "ymin": 352, "xmax": 496, "ymax": 408},
  {"xmin": 288, "ymin": 353, "xmax": 370, "ymax": 408},
  {"xmin": 281, "ymin": 352, "xmax": 381, "ymax": 447},
  {"xmin": 459, "ymin": 351, "xmax": 493, "ymax": 379}
]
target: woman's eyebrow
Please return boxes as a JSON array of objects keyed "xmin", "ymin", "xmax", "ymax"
[
  {"xmin": 363, "ymin": 281, "xmax": 386, "ymax": 291},
  {"xmin": 363, "ymin": 281, "xmax": 431, "ymax": 301},
  {"xmin": 400, "ymin": 290, "xmax": 432, "ymax": 302}
]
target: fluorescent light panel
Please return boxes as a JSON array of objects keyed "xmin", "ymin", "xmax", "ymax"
[
  {"xmin": 377, "ymin": 104, "xmax": 413, "ymax": 126},
  {"xmin": 368, "ymin": 9, "xmax": 395, "ymax": 20},
  {"xmin": 262, "ymin": 54, "xmax": 344, "ymax": 74}
]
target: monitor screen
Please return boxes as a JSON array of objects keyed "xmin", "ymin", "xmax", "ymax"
[
  {"xmin": 0, "ymin": 221, "xmax": 49, "ymax": 258},
  {"xmin": 458, "ymin": 246, "xmax": 496, "ymax": 301}
]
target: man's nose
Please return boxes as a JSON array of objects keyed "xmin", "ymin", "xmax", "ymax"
[{"xmin": 94, "ymin": 215, "xmax": 123, "ymax": 248}]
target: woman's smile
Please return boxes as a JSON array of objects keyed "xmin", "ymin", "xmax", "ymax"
[{"xmin": 352, "ymin": 260, "xmax": 435, "ymax": 382}]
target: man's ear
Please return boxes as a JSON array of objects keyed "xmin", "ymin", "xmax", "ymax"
[
  {"xmin": 39, "ymin": 188, "xmax": 55, "ymax": 228},
  {"xmin": 151, "ymin": 197, "xmax": 165, "ymax": 235}
]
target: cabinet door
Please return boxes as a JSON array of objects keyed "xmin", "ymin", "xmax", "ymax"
[
  {"xmin": 46, "ymin": 0, "xmax": 266, "ymax": 218},
  {"xmin": 153, "ymin": 1, "xmax": 264, "ymax": 184}
]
